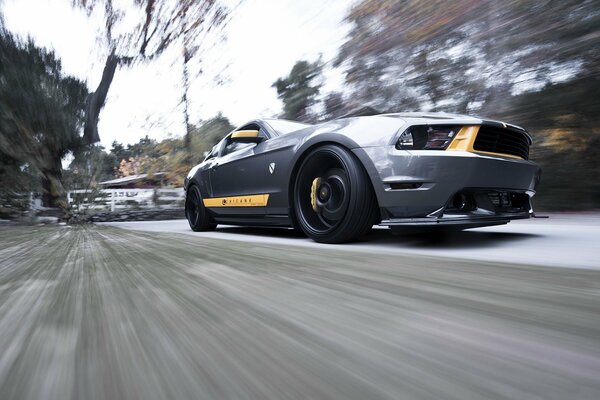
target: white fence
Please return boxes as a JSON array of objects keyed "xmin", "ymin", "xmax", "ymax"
[{"xmin": 67, "ymin": 188, "xmax": 185, "ymax": 212}]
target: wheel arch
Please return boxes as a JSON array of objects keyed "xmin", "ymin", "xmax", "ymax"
[
  {"xmin": 286, "ymin": 136, "xmax": 382, "ymax": 225},
  {"xmin": 185, "ymin": 165, "xmax": 212, "ymax": 200},
  {"xmin": 185, "ymin": 177, "xmax": 199, "ymax": 191}
]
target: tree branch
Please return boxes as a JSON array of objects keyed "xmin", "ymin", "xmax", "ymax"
[{"xmin": 83, "ymin": 50, "xmax": 119, "ymax": 144}]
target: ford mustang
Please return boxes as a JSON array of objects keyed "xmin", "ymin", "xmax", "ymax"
[{"xmin": 184, "ymin": 113, "xmax": 541, "ymax": 243}]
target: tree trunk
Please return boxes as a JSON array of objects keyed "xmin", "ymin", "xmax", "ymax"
[
  {"xmin": 180, "ymin": 3, "xmax": 195, "ymax": 167},
  {"xmin": 84, "ymin": 50, "xmax": 120, "ymax": 145},
  {"xmin": 182, "ymin": 45, "xmax": 193, "ymax": 166},
  {"xmin": 182, "ymin": 61, "xmax": 191, "ymax": 158},
  {"xmin": 40, "ymin": 157, "xmax": 66, "ymax": 208}
]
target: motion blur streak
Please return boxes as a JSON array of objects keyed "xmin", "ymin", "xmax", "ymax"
[{"xmin": 1, "ymin": 225, "xmax": 600, "ymax": 399}]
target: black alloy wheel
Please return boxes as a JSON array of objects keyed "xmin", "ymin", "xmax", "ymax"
[
  {"xmin": 185, "ymin": 185, "xmax": 217, "ymax": 231},
  {"xmin": 293, "ymin": 144, "xmax": 378, "ymax": 243}
]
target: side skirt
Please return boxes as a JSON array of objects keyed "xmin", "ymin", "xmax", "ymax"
[{"xmin": 212, "ymin": 214, "xmax": 292, "ymax": 227}]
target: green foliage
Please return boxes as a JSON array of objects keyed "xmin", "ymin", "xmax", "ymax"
[
  {"xmin": 0, "ymin": 152, "xmax": 38, "ymax": 218},
  {"xmin": 117, "ymin": 137, "xmax": 189, "ymax": 187},
  {"xmin": 64, "ymin": 145, "xmax": 117, "ymax": 191},
  {"xmin": 0, "ymin": 28, "xmax": 88, "ymax": 208},
  {"xmin": 273, "ymin": 60, "xmax": 323, "ymax": 122},
  {"xmin": 189, "ymin": 113, "xmax": 234, "ymax": 165},
  {"xmin": 109, "ymin": 141, "xmax": 128, "ymax": 162},
  {"xmin": 62, "ymin": 114, "xmax": 235, "ymax": 189},
  {"xmin": 337, "ymin": 0, "xmax": 599, "ymax": 114},
  {"xmin": 504, "ymin": 77, "xmax": 600, "ymax": 209}
]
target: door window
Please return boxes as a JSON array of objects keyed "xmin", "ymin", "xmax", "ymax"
[
  {"xmin": 220, "ymin": 125, "xmax": 268, "ymax": 157},
  {"xmin": 222, "ymin": 140, "xmax": 254, "ymax": 156}
]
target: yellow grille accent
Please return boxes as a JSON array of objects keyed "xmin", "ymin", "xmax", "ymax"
[
  {"xmin": 446, "ymin": 125, "xmax": 524, "ymax": 159},
  {"xmin": 446, "ymin": 126, "xmax": 479, "ymax": 152}
]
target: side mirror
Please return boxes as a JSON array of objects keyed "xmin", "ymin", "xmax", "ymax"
[{"xmin": 230, "ymin": 130, "xmax": 264, "ymax": 144}]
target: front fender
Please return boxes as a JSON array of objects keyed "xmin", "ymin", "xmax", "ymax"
[
  {"xmin": 286, "ymin": 133, "xmax": 361, "ymax": 185},
  {"xmin": 285, "ymin": 134, "xmax": 385, "ymax": 217}
]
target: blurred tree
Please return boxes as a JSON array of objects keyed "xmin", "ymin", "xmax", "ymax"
[
  {"xmin": 506, "ymin": 77, "xmax": 600, "ymax": 209},
  {"xmin": 110, "ymin": 141, "xmax": 129, "ymax": 162},
  {"xmin": 273, "ymin": 59, "xmax": 323, "ymax": 122},
  {"xmin": 178, "ymin": 1, "xmax": 229, "ymax": 167},
  {"xmin": 72, "ymin": 0, "xmax": 230, "ymax": 145},
  {"xmin": 117, "ymin": 156, "xmax": 146, "ymax": 177},
  {"xmin": 112, "ymin": 137, "xmax": 187, "ymax": 186},
  {"xmin": 322, "ymin": 91, "xmax": 346, "ymax": 120},
  {"xmin": 126, "ymin": 135, "xmax": 159, "ymax": 158},
  {"xmin": 0, "ymin": 29, "xmax": 88, "ymax": 208},
  {"xmin": 336, "ymin": 0, "xmax": 487, "ymax": 113},
  {"xmin": 70, "ymin": 145, "xmax": 116, "ymax": 182},
  {"xmin": 337, "ymin": 0, "xmax": 599, "ymax": 115},
  {"xmin": 154, "ymin": 137, "xmax": 189, "ymax": 186},
  {"xmin": 189, "ymin": 113, "xmax": 234, "ymax": 164},
  {"xmin": 0, "ymin": 152, "xmax": 38, "ymax": 218},
  {"xmin": 335, "ymin": 0, "xmax": 600, "ymax": 208},
  {"xmin": 108, "ymin": 136, "xmax": 158, "ymax": 165},
  {"xmin": 112, "ymin": 135, "xmax": 158, "ymax": 177},
  {"xmin": 75, "ymin": 114, "xmax": 234, "ymax": 187},
  {"xmin": 64, "ymin": 145, "xmax": 116, "ymax": 191}
]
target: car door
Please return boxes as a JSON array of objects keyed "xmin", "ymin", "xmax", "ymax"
[
  {"xmin": 208, "ymin": 125, "xmax": 273, "ymax": 215},
  {"xmin": 193, "ymin": 143, "xmax": 220, "ymax": 199}
]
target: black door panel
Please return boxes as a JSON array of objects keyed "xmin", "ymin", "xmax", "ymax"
[
  {"xmin": 210, "ymin": 143, "xmax": 266, "ymax": 197},
  {"xmin": 206, "ymin": 123, "xmax": 301, "ymax": 216}
]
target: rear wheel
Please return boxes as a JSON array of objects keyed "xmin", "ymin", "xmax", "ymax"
[
  {"xmin": 185, "ymin": 185, "xmax": 217, "ymax": 231},
  {"xmin": 293, "ymin": 144, "xmax": 378, "ymax": 243}
]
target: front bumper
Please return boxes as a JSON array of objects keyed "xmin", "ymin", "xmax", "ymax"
[{"xmin": 353, "ymin": 147, "xmax": 541, "ymax": 226}]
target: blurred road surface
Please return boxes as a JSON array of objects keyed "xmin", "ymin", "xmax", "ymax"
[
  {"xmin": 1, "ymin": 223, "xmax": 600, "ymax": 400},
  {"xmin": 104, "ymin": 213, "xmax": 600, "ymax": 269}
]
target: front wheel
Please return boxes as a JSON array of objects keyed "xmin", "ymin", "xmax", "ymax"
[
  {"xmin": 293, "ymin": 145, "xmax": 378, "ymax": 243},
  {"xmin": 185, "ymin": 185, "xmax": 217, "ymax": 231}
]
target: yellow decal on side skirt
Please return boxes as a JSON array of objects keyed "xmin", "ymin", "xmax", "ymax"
[{"xmin": 203, "ymin": 194, "xmax": 270, "ymax": 207}]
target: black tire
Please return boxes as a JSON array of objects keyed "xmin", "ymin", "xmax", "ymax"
[
  {"xmin": 185, "ymin": 185, "xmax": 217, "ymax": 231},
  {"xmin": 293, "ymin": 144, "xmax": 378, "ymax": 243}
]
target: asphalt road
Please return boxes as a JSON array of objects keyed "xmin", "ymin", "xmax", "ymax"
[
  {"xmin": 1, "ymin": 221, "xmax": 600, "ymax": 400},
  {"xmin": 104, "ymin": 213, "xmax": 600, "ymax": 269}
]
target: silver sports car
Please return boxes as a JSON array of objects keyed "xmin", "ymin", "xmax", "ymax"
[{"xmin": 184, "ymin": 113, "xmax": 541, "ymax": 243}]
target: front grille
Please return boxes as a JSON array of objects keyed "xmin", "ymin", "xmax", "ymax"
[{"xmin": 473, "ymin": 126, "xmax": 530, "ymax": 160}]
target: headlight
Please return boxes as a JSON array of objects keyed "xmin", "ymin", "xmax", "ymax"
[{"xmin": 395, "ymin": 125, "xmax": 460, "ymax": 150}]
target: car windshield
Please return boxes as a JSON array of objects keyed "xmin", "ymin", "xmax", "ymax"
[{"xmin": 265, "ymin": 119, "xmax": 310, "ymax": 135}]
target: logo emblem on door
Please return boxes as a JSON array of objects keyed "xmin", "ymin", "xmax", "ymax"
[{"xmin": 269, "ymin": 162, "xmax": 276, "ymax": 174}]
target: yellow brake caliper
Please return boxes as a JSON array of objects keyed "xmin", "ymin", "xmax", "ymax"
[{"xmin": 311, "ymin": 177, "xmax": 321, "ymax": 212}]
